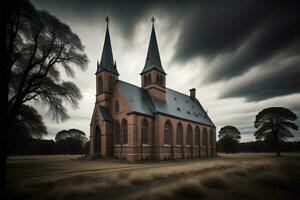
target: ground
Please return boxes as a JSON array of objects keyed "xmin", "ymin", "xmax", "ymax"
[{"xmin": 6, "ymin": 153, "xmax": 300, "ymax": 200}]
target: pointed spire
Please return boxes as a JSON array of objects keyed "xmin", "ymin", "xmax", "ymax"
[
  {"xmin": 96, "ymin": 16, "xmax": 119, "ymax": 75},
  {"xmin": 140, "ymin": 17, "xmax": 166, "ymax": 75}
]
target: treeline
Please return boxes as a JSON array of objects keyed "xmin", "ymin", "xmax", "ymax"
[
  {"xmin": 7, "ymin": 129, "xmax": 90, "ymax": 156},
  {"xmin": 217, "ymin": 141, "xmax": 300, "ymax": 153},
  {"xmin": 7, "ymin": 138, "xmax": 90, "ymax": 155}
]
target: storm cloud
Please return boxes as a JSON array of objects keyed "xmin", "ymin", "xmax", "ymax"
[
  {"xmin": 33, "ymin": 0, "xmax": 300, "ymax": 102},
  {"xmin": 31, "ymin": 0, "xmax": 300, "ymax": 141},
  {"xmin": 220, "ymin": 56, "xmax": 300, "ymax": 101}
]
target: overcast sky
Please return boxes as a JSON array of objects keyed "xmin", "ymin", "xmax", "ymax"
[{"xmin": 31, "ymin": 0, "xmax": 300, "ymax": 142}]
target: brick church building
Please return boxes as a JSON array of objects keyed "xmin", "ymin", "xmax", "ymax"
[{"xmin": 90, "ymin": 17, "xmax": 216, "ymax": 161}]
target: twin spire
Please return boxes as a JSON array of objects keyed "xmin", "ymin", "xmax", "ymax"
[
  {"xmin": 96, "ymin": 16, "xmax": 118, "ymax": 75},
  {"xmin": 97, "ymin": 16, "xmax": 165, "ymax": 75}
]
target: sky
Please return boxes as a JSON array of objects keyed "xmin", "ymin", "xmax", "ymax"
[{"xmin": 31, "ymin": 0, "xmax": 300, "ymax": 142}]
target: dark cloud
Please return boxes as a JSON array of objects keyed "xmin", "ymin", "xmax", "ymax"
[
  {"xmin": 32, "ymin": 0, "xmax": 300, "ymax": 102},
  {"xmin": 175, "ymin": 1, "xmax": 300, "ymax": 79},
  {"xmin": 31, "ymin": 0, "xmax": 189, "ymax": 38},
  {"xmin": 220, "ymin": 57, "xmax": 300, "ymax": 101}
]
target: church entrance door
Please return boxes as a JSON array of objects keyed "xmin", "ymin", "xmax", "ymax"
[{"xmin": 94, "ymin": 126, "xmax": 101, "ymax": 154}]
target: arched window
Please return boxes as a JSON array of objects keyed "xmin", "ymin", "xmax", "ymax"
[
  {"xmin": 108, "ymin": 75, "xmax": 113, "ymax": 91},
  {"xmin": 164, "ymin": 120, "xmax": 172, "ymax": 145},
  {"xmin": 209, "ymin": 129, "xmax": 214, "ymax": 146},
  {"xmin": 195, "ymin": 126, "xmax": 200, "ymax": 146},
  {"xmin": 147, "ymin": 74, "xmax": 152, "ymax": 84},
  {"xmin": 98, "ymin": 76, "xmax": 103, "ymax": 94},
  {"xmin": 156, "ymin": 74, "xmax": 160, "ymax": 84},
  {"xmin": 115, "ymin": 100, "xmax": 119, "ymax": 113},
  {"xmin": 176, "ymin": 122, "xmax": 183, "ymax": 145},
  {"xmin": 187, "ymin": 124, "xmax": 193, "ymax": 145},
  {"xmin": 115, "ymin": 122, "xmax": 120, "ymax": 144},
  {"xmin": 141, "ymin": 119, "xmax": 148, "ymax": 144},
  {"xmin": 143, "ymin": 75, "xmax": 147, "ymax": 86},
  {"xmin": 203, "ymin": 128, "xmax": 208, "ymax": 146},
  {"xmin": 156, "ymin": 74, "xmax": 163, "ymax": 86},
  {"xmin": 121, "ymin": 119, "xmax": 128, "ymax": 144}
]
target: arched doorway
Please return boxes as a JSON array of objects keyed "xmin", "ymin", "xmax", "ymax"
[{"xmin": 94, "ymin": 126, "xmax": 101, "ymax": 154}]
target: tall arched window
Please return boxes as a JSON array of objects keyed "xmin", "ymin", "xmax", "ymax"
[
  {"xmin": 121, "ymin": 119, "xmax": 128, "ymax": 144},
  {"xmin": 164, "ymin": 120, "xmax": 172, "ymax": 145},
  {"xmin": 187, "ymin": 124, "xmax": 193, "ymax": 145},
  {"xmin": 98, "ymin": 76, "xmax": 103, "ymax": 94},
  {"xmin": 203, "ymin": 128, "xmax": 208, "ymax": 146},
  {"xmin": 141, "ymin": 119, "xmax": 148, "ymax": 144},
  {"xmin": 195, "ymin": 126, "xmax": 200, "ymax": 146},
  {"xmin": 176, "ymin": 122, "xmax": 183, "ymax": 145},
  {"xmin": 115, "ymin": 100, "xmax": 119, "ymax": 113},
  {"xmin": 108, "ymin": 75, "xmax": 113, "ymax": 91},
  {"xmin": 115, "ymin": 122, "xmax": 120, "ymax": 144},
  {"xmin": 209, "ymin": 129, "xmax": 214, "ymax": 146}
]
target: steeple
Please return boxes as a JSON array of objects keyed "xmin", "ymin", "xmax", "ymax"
[
  {"xmin": 140, "ymin": 17, "xmax": 166, "ymax": 75},
  {"xmin": 97, "ymin": 16, "xmax": 119, "ymax": 75},
  {"xmin": 140, "ymin": 17, "xmax": 166, "ymax": 101}
]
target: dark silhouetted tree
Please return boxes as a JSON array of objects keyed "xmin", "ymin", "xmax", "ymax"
[
  {"xmin": 254, "ymin": 107, "xmax": 298, "ymax": 156},
  {"xmin": 7, "ymin": 104, "xmax": 47, "ymax": 154},
  {"xmin": 218, "ymin": 126, "xmax": 241, "ymax": 153},
  {"xmin": 3, "ymin": 0, "xmax": 88, "ymax": 151},
  {"xmin": 55, "ymin": 129, "xmax": 88, "ymax": 154},
  {"xmin": 1, "ymin": 1, "xmax": 87, "ymax": 191}
]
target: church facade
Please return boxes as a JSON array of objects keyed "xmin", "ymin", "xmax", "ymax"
[{"xmin": 90, "ymin": 18, "xmax": 216, "ymax": 161}]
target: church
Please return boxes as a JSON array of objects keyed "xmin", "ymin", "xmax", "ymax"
[{"xmin": 90, "ymin": 17, "xmax": 216, "ymax": 161}]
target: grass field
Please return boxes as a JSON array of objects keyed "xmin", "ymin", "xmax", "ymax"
[{"xmin": 6, "ymin": 153, "xmax": 300, "ymax": 200}]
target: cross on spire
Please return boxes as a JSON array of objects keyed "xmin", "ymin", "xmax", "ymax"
[
  {"xmin": 151, "ymin": 16, "xmax": 156, "ymax": 26},
  {"xmin": 105, "ymin": 16, "xmax": 110, "ymax": 27}
]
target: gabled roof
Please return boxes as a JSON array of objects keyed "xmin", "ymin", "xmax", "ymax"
[
  {"xmin": 117, "ymin": 80, "xmax": 215, "ymax": 127},
  {"xmin": 96, "ymin": 24, "xmax": 119, "ymax": 75},
  {"xmin": 140, "ymin": 25, "xmax": 166, "ymax": 75},
  {"xmin": 118, "ymin": 81, "xmax": 154, "ymax": 117},
  {"xmin": 98, "ymin": 106, "xmax": 113, "ymax": 122}
]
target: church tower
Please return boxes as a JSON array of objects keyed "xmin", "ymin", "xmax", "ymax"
[
  {"xmin": 141, "ymin": 17, "xmax": 166, "ymax": 101},
  {"xmin": 96, "ymin": 16, "xmax": 119, "ymax": 107}
]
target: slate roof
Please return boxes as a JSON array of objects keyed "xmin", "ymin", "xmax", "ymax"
[
  {"xmin": 117, "ymin": 80, "xmax": 215, "ymax": 127},
  {"xmin": 98, "ymin": 106, "xmax": 113, "ymax": 122},
  {"xmin": 96, "ymin": 25, "xmax": 119, "ymax": 75},
  {"xmin": 140, "ymin": 25, "xmax": 166, "ymax": 75}
]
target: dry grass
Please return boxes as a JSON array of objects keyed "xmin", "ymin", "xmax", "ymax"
[
  {"xmin": 201, "ymin": 176, "xmax": 227, "ymax": 189},
  {"xmin": 6, "ymin": 153, "xmax": 300, "ymax": 200}
]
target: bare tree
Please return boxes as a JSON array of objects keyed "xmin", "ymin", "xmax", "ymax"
[{"xmin": 1, "ymin": 0, "xmax": 88, "ymax": 193}]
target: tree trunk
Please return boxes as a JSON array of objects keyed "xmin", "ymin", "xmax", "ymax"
[{"xmin": 274, "ymin": 131, "xmax": 281, "ymax": 157}]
